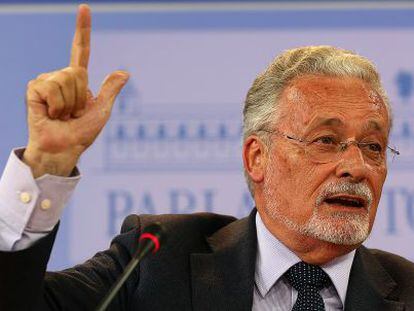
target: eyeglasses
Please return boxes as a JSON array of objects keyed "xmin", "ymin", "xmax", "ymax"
[{"xmin": 260, "ymin": 129, "xmax": 400, "ymax": 166}]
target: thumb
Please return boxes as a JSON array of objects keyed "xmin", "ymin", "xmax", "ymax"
[{"xmin": 97, "ymin": 70, "xmax": 129, "ymax": 110}]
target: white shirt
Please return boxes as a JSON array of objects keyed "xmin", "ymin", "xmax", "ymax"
[
  {"xmin": 0, "ymin": 149, "xmax": 79, "ymax": 250},
  {"xmin": 253, "ymin": 213, "xmax": 356, "ymax": 310}
]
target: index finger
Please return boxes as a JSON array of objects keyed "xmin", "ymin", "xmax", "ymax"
[{"xmin": 69, "ymin": 4, "xmax": 91, "ymax": 69}]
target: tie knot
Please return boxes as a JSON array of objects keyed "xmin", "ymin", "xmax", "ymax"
[{"xmin": 285, "ymin": 262, "xmax": 331, "ymax": 291}]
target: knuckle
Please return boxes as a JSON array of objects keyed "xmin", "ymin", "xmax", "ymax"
[
  {"xmin": 58, "ymin": 69, "xmax": 71, "ymax": 79},
  {"xmin": 27, "ymin": 79, "xmax": 37, "ymax": 88},
  {"xmin": 62, "ymin": 66, "xmax": 76, "ymax": 76},
  {"xmin": 46, "ymin": 82, "xmax": 61, "ymax": 101},
  {"xmin": 73, "ymin": 67, "xmax": 88, "ymax": 81},
  {"xmin": 78, "ymin": 96, "xmax": 87, "ymax": 109},
  {"xmin": 63, "ymin": 103, "xmax": 72, "ymax": 114},
  {"xmin": 36, "ymin": 73, "xmax": 49, "ymax": 80},
  {"xmin": 49, "ymin": 106, "xmax": 58, "ymax": 116},
  {"xmin": 56, "ymin": 70, "xmax": 74, "ymax": 88}
]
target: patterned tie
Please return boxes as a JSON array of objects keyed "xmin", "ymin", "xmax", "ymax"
[{"xmin": 284, "ymin": 262, "xmax": 332, "ymax": 311}]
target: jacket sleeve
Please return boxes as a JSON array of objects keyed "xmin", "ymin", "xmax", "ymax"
[{"xmin": 0, "ymin": 215, "xmax": 141, "ymax": 311}]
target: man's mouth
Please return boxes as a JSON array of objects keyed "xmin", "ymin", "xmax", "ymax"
[{"xmin": 323, "ymin": 195, "xmax": 366, "ymax": 209}]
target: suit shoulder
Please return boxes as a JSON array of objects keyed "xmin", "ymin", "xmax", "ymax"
[
  {"xmin": 142, "ymin": 212, "xmax": 240, "ymax": 254},
  {"xmin": 141, "ymin": 212, "xmax": 237, "ymax": 236},
  {"xmin": 114, "ymin": 212, "xmax": 238, "ymax": 257},
  {"xmin": 121, "ymin": 212, "xmax": 237, "ymax": 242},
  {"xmin": 367, "ymin": 248, "xmax": 414, "ymax": 283}
]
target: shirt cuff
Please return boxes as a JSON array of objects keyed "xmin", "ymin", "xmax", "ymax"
[{"xmin": 0, "ymin": 148, "xmax": 80, "ymax": 249}]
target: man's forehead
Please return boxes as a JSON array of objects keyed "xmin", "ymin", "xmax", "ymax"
[
  {"xmin": 304, "ymin": 116, "xmax": 388, "ymax": 136},
  {"xmin": 284, "ymin": 75, "xmax": 381, "ymax": 103},
  {"xmin": 279, "ymin": 75, "xmax": 389, "ymax": 131}
]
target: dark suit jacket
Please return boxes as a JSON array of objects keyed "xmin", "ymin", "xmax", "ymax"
[{"xmin": 0, "ymin": 209, "xmax": 413, "ymax": 311}]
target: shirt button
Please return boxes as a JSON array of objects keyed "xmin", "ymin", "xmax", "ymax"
[
  {"xmin": 40, "ymin": 199, "xmax": 52, "ymax": 210},
  {"xmin": 20, "ymin": 192, "xmax": 32, "ymax": 204}
]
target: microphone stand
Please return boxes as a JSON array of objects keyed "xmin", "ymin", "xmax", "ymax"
[{"xmin": 95, "ymin": 223, "xmax": 163, "ymax": 311}]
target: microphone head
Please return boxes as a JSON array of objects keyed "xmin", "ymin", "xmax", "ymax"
[{"xmin": 137, "ymin": 222, "xmax": 165, "ymax": 256}]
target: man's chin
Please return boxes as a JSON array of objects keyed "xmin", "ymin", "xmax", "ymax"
[
  {"xmin": 265, "ymin": 202, "xmax": 371, "ymax": 245},
  {"xmin": 304, "ymin": 213, "xmax": 370, "ymax": 246}
]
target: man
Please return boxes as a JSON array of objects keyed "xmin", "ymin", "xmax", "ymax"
[{"xmin": 0, "ymin": 4, "xmax": 413, "ymax": 311}]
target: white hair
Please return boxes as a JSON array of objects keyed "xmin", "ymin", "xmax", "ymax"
[{"xmin": 243, "ymin": 45, "xmax": 392, "ymax": 194}]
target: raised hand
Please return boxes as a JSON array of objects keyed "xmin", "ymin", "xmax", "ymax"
[{"xmin": 23, "ymin": 4, "xmax": 129, "ymax": 177}]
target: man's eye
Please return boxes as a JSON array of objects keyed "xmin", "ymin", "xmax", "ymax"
[
  {"xmin": 314, "ymin": 136, "xmax": 336, "ymax": 145},
  {"xmin": 366, "ymin": 143, "xmax": 383, "ymax": 153}
]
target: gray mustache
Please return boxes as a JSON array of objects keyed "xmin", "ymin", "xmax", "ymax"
[{"xmin": 316, "ymin": 182, "xmax": 373, "ymax": 209}]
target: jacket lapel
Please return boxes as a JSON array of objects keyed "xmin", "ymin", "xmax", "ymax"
[
  {"xmin": 190, "ymin": 209, "xmax": 257, "ymax": 311},
  {"xmin": 190, "ymin": 210, "xmax": 406, "ymax": 311},
  {"xmin": 345, "ymin": 246, "xmax": 405, "ymax": 311}
]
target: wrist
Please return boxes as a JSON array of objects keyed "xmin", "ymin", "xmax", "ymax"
[{"xmin": 23, "ymin": 146, "xmax": 80, "ymax": 178}]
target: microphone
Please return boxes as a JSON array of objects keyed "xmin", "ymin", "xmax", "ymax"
[{"xmin": 95, "ymin": 222, "xmax": 165, "ymax": 311}]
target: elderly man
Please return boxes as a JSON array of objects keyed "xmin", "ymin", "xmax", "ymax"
[{"xmin": 0, "ymin": 5, "xmax": 413, "ymax": 311}]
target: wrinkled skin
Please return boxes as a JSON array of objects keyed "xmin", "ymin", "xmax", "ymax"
[{"xmin": 243, "ymin": 75, "xmax": 390, "ymax": 264}]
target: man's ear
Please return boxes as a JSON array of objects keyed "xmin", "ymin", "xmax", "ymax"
[{"xmin": 243, "ymin": 136, "xmax": 267, "ymax": 184}]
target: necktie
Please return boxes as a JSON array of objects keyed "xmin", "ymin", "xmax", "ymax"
[{"xmin": 284, "ymin": 261, "xmax": 332, "ymax": 311}]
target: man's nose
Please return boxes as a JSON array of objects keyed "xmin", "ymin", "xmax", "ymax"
[{"xmin": 335, "ymin": 144, "xmax": 369, "ymax": 181}]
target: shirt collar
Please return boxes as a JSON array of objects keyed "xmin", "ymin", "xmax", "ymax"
[{"xmin": 254, "ymin": 212, "xmax": 356, "ymax": 307}]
